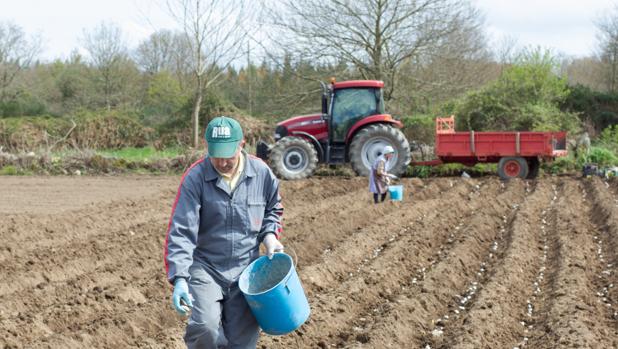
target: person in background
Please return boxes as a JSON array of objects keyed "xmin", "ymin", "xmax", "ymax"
[
  {"xmin": 369, "ymin": 145, "xmax": 396, "ymax": 204},
  {"xmin": 165, "ymin": 116, "xmax": 284, "ymax": 349},
  {"xmin": 577, "ymin": 131, "xmax": 591, "ymax": 160}
]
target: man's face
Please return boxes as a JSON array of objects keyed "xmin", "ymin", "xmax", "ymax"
[
  {"xmin": 385, "ymin": 153, "xmax": 394, "ymax": 161},
  {"xmin": 210, "ymin": 140, "xmax": 245, "ymax": 175}
]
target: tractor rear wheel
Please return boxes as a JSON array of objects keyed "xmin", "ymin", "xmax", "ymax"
[
  {"xmin": 269, "ymin": 136, "xmax": 318, "ymax": 180},
  {"xmin": 349, "ymin": 124, "xmax": 411, "ymax": 177},
  {"xmin": 498, "ymin": 157, "xmax": 529, "ymax": 180}
]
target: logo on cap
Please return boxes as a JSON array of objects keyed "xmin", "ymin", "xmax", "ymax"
[{"xmin": 212, "ymin": 126, "xmax": 231, "ymax": 139}]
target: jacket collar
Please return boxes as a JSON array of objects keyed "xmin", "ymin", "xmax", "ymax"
[{"xmin": 203, "ymin": 150, "xmax": 256, "ymax": 182}]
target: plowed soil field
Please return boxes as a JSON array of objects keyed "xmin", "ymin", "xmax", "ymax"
[{"xmin": 1, "ymin": 175, "xmax": 616, "ymax": 348}]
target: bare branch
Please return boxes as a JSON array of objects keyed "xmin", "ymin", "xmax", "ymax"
[
  {"xmin": 268, "ymin": 0, "xmax": 487, "ymax": 100},
  {"xmin": 0, "ymin": 21, "xmax": 41, "ymax": 101},
  {"xmin": 164, "ymin": 0, "xmax": 256, "ymax": 147}
]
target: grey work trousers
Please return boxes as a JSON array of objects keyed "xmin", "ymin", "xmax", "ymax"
[{"xmin": 184, "ymin": 264, "xmax": 259, "ymax": 349}]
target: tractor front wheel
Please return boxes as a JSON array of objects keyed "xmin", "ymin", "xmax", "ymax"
[
  {"xmin": 349, "ymin": 124, "xmax": 411, "ymax": 177},
  {"xmin": 269, "ymin": 136, "xmax": 318, "ymax": 180}
]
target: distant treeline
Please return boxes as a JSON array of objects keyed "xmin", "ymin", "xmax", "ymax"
[
  {"xmin": 0, "ymin": 49, "xmax": 617, "ymax": 152},
  {"xmin": 1, "ymin": 0, "xmax": 618, "ymax": 154}
]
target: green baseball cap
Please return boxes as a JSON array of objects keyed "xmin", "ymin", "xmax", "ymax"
[{"xmin": 205, "ymin": 116, "xmax": 244, "ymax": 158}]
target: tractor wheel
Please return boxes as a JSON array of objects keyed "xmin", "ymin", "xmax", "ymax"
[
  {"xmin": 269, "ymin": 136, "xmax": 318, "ymax": 180},
  {"xmin": 349, "ymin": 124, "xmax": 411, "ymax": 177},
  {"xmin": 526, "ymin": 158, "xmax": 540, "ymax": 179},
  {"xmin": 498, "ymin": 157, "xmax": 529, "ymax": 180}
]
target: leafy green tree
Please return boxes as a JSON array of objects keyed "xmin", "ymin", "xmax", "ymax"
[
  {"xmin": 142, "ymin": 71, "xmax": 187, "ymax": 126},
  {"xmin": 455, "ymin": 48, "xmax": 580, "ymax": 133},
  {"xmin": 562, "ymin": 84, "xmax": 618, "ymax": 134}
]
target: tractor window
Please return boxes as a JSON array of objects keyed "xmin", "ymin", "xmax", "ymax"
[{"xmin": 331, "ymin": 88, "xmax": 383, "ymax": 142}]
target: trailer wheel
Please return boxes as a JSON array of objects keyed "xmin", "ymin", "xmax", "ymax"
[
  {"xmin": 349, "ymin": 124, "xmax": 411, "ymax": 177},
  {"xmin": 270, "ymin": 136, "xmax": 318, "ymax": 180},
  {"xmin": 498, "ymin": 157, "xmax": 529, "ymax": 180},
  {"xmin": 526, "ymin": 158, "xmax": 540, "ymax": 179}
]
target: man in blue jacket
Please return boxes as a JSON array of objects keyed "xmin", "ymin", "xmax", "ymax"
[{"xmin": 165, "ymin": 116, "xmax": 284, "ymax": 348}]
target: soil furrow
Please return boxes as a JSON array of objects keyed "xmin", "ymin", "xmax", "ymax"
[
  {"xmin": 525, "ymin": 179, "xmax": 617, "ymax": 348},
  {"xmin": 357, "ymin": 180, "xmax": 526, "ymax": 348},
  {"xmin": 2, "ymin": 176, "xmax": 617, "ymax": 348},
  {"xmin": 440, "ymin": 180, "xmax": 555, "ymax": 348},
  {"xmin": 0, "ymin": 190, "xmax": 173, "ymax": 264},
  {"xmin": 585, "ymin": 178, "xmax": 618, "ymax": 322},
  {"xmin": 282, "ymin": 178, "xmax": 455, "ymax": 267},
  {"xmin": 262, "ymin": 179, "xmax": 521, "ymax": 348}
]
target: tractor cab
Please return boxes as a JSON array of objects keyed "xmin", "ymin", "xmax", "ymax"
[
  {"xmin": 328, "ymin": 80, "xmax": 385, "ymax": 142},
  {"xmin": 258, "ymin": 79, "xmax": 411, "ymax": 180}
]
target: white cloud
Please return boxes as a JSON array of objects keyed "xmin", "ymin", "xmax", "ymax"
[
  {"xmin": 1, "ymin": 0, "xmax": 616, "ymax": 60},
  {"xmin": 474, "ymin": 0, "xmax": 615, "ymax": 57}
]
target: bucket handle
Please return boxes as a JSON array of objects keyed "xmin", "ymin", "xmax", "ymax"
[
  {"xmin": 284, "ymin": 246, "xmax": 299, "ymax": 293},
  {"xmin": 287, "ymin": 246, "xmax": 299, "ymax": 269}
]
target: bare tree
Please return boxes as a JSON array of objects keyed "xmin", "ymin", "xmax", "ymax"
[
  {"xmin": 81, "ymin": 22, "xmax": 128, "ymax": 110},
  {"xmin": 0, "ymin": 21, "xmax": 41, "ymax": 103},
  {"xmin": 493, "ymin": 35, "xmax": 519, "ymax": 69},
  {"xmin": 395, "ymin": 7, "xmax": 493, "ymax": 111},
  {"xmin": 135, "ymin": 29, "xmax": 177, "ymax": 74},
  {"xmin": 563, "ymin": 57, "xmax": 605, "ymax": 91},
  {"xmin": 165, "ymin": 0, "xmax": 251, "ymax": 148},
  {"xmin": 596, "ymin": 4, "xmax": 618, "ymax": 93},
  {"xmin": 270, "ymin": 0, "xmax": 484, "ymax": 100},
  {"xmin": 135, "ymin": 30, "xmax": 194, "ymax": 92}
]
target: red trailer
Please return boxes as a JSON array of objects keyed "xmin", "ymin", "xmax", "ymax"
[{"xmin": 414, "ymin": 116, "xmax": 568, "ymax": 179}]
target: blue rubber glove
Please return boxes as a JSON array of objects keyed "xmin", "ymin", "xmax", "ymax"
[{"xmin": 172, "ymin": 278, "xmax": 193, "ymax": 316}]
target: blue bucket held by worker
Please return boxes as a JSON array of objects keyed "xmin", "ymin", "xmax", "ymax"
[
  {"xmin": 388, "ymin": 185, "xmax": 403, "ymax": 201},
  {"xmin": 238, "ymin": 252, "xmax": 310, "ymax": 335}
]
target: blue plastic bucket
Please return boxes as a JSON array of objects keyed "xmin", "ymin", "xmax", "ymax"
[
  {"xmin": 238, "ymin": 253, "xmax": 310, "ymax": 335},
  {"xmin": 388, "ymin": 185, "xmax": 403, "ymax": 201}
]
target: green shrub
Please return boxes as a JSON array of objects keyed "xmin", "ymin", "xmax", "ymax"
[
  {"xmin": 598, "ymin": 125, "xmax": 618, "ymax": 153},
  {"xmin": 406, "ymin": 165, "xmax": 432, "ymax": 178},
  {"xmin": 0, "ymin": 92, "xmax": 48, "ymax": 117},
  {"xmin": 0, "ymin": 111, "xmax": 155, "ymax": 152},
  {"xmin": 0, "ymin": 165, "xmax": 18, "ymax": 175},
  {"xmin": 400, "ymin": 114, "xmax": 435, "ymax": 145},
  {"xmin": 454, "ymin": 48, "xmax": 580, "ymax": 134},
  {"xmin": 587, "ymin": 147, "xmax": 618, "ymax": 166},
  {"xmin": 406, "ymin": 162, "xmax": 497, "ymax": 178},
  {"xmin": 96, "ymin": 146, "xmax": 184, "ymax": 161},
  {"xmin": 544, "ymin": 156, "xmax": 577, "ymax": 174},
  {"xmin": 563, "ymin": 85, "xmax": 618, "ymax": 134}
]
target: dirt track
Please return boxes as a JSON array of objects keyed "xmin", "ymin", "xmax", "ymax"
[{"xmin": 0, "ymin": 175, "xmax": 616, "ymax": 348}]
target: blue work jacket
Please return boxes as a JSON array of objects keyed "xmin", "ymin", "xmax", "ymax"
[{"xmin": 165, "ymin": 152, "xmax": 283, "ymax": 285}]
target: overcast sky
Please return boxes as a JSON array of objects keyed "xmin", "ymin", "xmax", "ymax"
[{"xmin": 0, "ymin": 0, "xmax": 616, "ymax": 61}]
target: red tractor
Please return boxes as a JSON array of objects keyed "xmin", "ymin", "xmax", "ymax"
[{"xmin": 256, "ymin": 79, "xmax": 411, "ymax": 179}]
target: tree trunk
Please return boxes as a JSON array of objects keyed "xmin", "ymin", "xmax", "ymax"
[{"xmin": 193, "ymin": 90, "xmax": 203, "ymax": 148}]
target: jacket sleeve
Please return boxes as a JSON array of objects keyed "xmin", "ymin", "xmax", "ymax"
[
  {"xmin": 259, "ymin": 169, "xmax": 284, "ymax": 241},
  {"xmin": 164, "ymin": 174, "xmax": 201, "ymax": 284}
]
